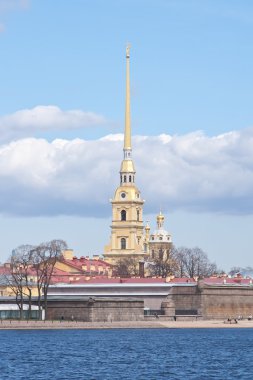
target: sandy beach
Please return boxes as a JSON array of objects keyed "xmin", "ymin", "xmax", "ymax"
[{"xmin": 0, "ymin": 319, "xmax": 253, "ymax": 330}]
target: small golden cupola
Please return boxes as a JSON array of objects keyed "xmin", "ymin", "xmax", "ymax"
[
  {"xmin": 157, "ymin": 211, "xmax": 165, "ymax": 229},
  {"xmin": 149, "ymin": 212, "xmax": 172, "ymax": 260}
]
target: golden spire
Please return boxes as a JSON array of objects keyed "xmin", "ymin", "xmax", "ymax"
[
  {"xmin": 120, "ymin": 44, "xmax": 135, "ymax": 183},
  {"xmin": 124, "ymin": 43, "xmax": 131, "ymax": 151}
]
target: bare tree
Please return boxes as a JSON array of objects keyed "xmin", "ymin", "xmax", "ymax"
[
  {"xmin": 13, "ymin": 245, "xmax": 35, "ymax": 319},
  {"xmin": 113, "ymin": 257, "xmax": 140, "ymax": 278},
  {"xmin": 5, "ymin": 245, "xmax": 35, "ymax": 319},
  {"xmin": 6, "ymin": 240, "xmax": 67, "ymax": 320},
  {"xmin": 174, "ymin": 247, "xmax": 217, "ymax": 278},
  {"xmin": 32, "ymin": 240, "xmax": 67, "ymax": 318},
  {"xmin": 229, "ymin": 266, "xmax": 253, "ymax": 277},
  {"xmin": 149, "ymin": 245, "xmax": 178, "ymax": 278},
  {"xmin": 174, "ymin": 247, "xmax": 185, "ymax": 277}
]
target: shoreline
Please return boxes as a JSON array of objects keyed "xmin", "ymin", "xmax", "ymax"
[{"xmin": 0, "ymin": 319, "xmax": 253, "ymax": 330}]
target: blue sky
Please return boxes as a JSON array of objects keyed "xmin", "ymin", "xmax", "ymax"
[{"xmin": 0, "ymin": 0, "xmax": 253, "ymax": 270}]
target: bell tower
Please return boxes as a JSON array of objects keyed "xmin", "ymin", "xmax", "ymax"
[{"xmin": 104, "ymin": 45, "xmax": 147, "ymax": 264}]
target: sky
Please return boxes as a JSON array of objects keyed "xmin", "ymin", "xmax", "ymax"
[{"xmin": 0, "ymin": 0, "xmax": 253, "ymax": 270}]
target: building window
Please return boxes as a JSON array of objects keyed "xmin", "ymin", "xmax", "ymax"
[
  {"xmin": 121, "ymin": 210, "xmax": 126, "ymax": 221},
  {"xmin": 137, "ymin": 210, "xmax": 140, "ymax": 221},
  {"xmin": 129, "ymin": 175, "xmax": 132, "ymax": 182},
  {"xmin": 120, "ymin": 175, "xmax": 122, "ymax": 183},
  {"xmin": 159, "ymin": 249, "xmax": 163, "ymax": 259},
  {"xmin": 121, "ymin": 238, "xmax": 126, "ymax": 250},
  {"xmin": 159, "ymin": 236, "xmax": 163, "ymax": 240},
  {"xmin": 124, "ymin": 175, "xmax": 127, "ymax": 182}
]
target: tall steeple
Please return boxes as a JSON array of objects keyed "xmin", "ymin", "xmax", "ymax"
[
  {"xmin": 104, "ymin": 45, "xmax": 146, "ymax": 264},
  {"xmin": 124, "ymin": 44, "xmax": 131, "ymax": 154},
  {"xmin": 120, "ymin": 44, "xmax": 135, "ymax": 186}
]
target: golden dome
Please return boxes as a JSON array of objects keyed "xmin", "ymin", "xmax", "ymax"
[{"xmin": 157, "ymin": 211, "xmax": 165, "ymax": 228}]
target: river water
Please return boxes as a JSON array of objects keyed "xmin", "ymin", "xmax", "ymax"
[{"xmin": 0, "ymin": 328, "xmax": 253, "ymax": 379}]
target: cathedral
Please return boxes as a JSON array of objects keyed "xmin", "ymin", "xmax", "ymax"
[{"xmin": 104, "ymin": 46, "xmax": 172, "ymax": 264}]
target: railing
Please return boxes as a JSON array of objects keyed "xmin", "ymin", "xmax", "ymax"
[
  {"xmin": 175, "ymin": 309, "xmax": 198, "ymax": 315},
  {"xmin": 0, "ymin": 310, "xmax": 39, "ymax": 320}
]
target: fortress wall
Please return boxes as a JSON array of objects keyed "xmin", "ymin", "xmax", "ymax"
[
  {"xmin": 91, "ymin": 300, "xmax": 144, "ymax": 322},
  {"xmin": 46, "ymin": 298, "xmax": 144, "ymax": 322},
  {"xmin": 46, "ymin": 300, "xmax": 91, "ymax": 321},
  {"xmin": 170, "ymin": 286, "xmax": 201, "ymax": 314},
  {"xmin": 200, "ymin": 286, "xmax": 253, "ymax": 319}
]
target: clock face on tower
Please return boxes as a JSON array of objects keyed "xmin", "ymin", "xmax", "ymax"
[{"xmin": 121, "ymin": 192, "xmax": 126, "ymax": 199}]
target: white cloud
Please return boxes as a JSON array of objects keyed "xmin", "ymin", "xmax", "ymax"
[
  {"xmin": 0, "ymin": 105, "xmax": 107, "ymax": 141},
  {"xmin": 0, "ymin": 128, "xmax": 253, "ymax": 217}
]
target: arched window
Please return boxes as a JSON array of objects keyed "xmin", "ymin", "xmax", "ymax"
[
  {"xmin": 137, "ymin": 210, "xmax": 140, "ymax": 221},
  {"xmin": 152, "ymin": 249, "xmax": 155, "ymax": 259},
  {"xmin": 129, "ymin": 175, "xmax": 132, "ymax": 182},
  {"xmin": 121, "ymin": 210, "xmax": 126, "ymax": 221},
  {"xmin": 159, "ymin": 249, "xmax": 163, "ymax": 259},
  {"xmin": 121, "ymin": 238, "xmax": 126, "ymax": 250},
  {"xmin": 120, "ymin": 175, "xmax": 122, "ymax": 183},
  {"xmin": 124, "ymin": 175, "xmax": 127, "ymax": 183}
]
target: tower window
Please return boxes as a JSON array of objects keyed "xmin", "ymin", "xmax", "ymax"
[
  {"xmin": 121, "ymin": 238, "xmax": 126, "ymax": 250},
  {"xmin": 137, "ymin": 210, "xmax": 140, "ymax": 221},
  {"xmin": 120, "ymin": 175, "xmax": 122, "ymax": 183},
  {"xmin": 124, "ymin": 175, "xmax": 127, "ymax": 183},
  {"xmin": 159, "ymin": 249, "xmax": 163, "ymax": 260},
  {"xmin": 121, "ymin": 210, "xmax": 126, "ymax": 221},
  {"xmin": 129, "ymin": 175, "xmax": 132, "ymax": 182}
]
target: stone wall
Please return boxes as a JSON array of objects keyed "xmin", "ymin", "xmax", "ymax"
[
  {"xmin": 200, "ymin": 285, "xmax": 253, "ymax": 319},
  {"xmin": 170, "ymin": 286, "xmax": 201, "ymax": 315},
  {"xmin": 46, "ymin": 297, "xmax": 144, "ymax": 322},
  {"xmin": 91, "ymin": 299, "xmax": 144, "ymax": 322},
  {"xmin": 46, "ymin": 300, "xmax": 91, "ymax": 321},
  {"xmin": 44, "ymin": 283, "xmax": 253, "ymax": 321},
  {"xmin": 166, "ymin": 284, "xmax": 253, "ymax": 319}
]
